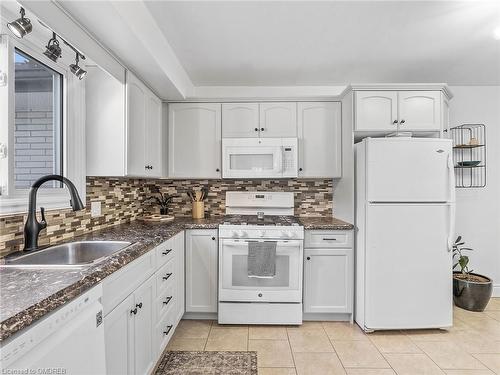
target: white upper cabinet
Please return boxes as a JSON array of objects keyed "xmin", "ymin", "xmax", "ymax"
[
  {"xmin": 355, "ymin": 91, "xmax": 398, "ymax": 131},
  {"xmin": 222, "ymin": 103, "xmax": 260, "ymax": 138},
  {"xmin": 398, "ymin": 91, "xmax": 441, "ymax": 131},
  {"xmin": 87, "ymin": 69, "xmax": 162, "ymax": 178},
  {"xmin": 127, "ymin": 72, "xmax": 163, "ymax": 178},
  {"xmin": 259, "ymin": 102, "xmax": 297, "ymax": 137},
  {"xmin": 355, "ymin": 90, "xmax": 443, "ymax": 132},
  {"xmin": 298, "ymin": 102, "xmax": 342, "ymax": 178},
  {"xmin": 168, "ymin": 103, "xmax": 222, "ymax": 178}
]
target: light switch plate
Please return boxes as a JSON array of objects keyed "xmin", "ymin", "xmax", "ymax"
[{"xmin": 90, "ymin": 201, "xmax": 101, "ymax": 218}]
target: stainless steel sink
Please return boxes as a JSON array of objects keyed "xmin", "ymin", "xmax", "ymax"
[{"xmin": 3, "ymin": 241, "xmax": 132, "ymax": 267}]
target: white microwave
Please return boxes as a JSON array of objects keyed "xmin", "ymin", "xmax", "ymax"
[{"xmin": 222, "ymin": 138, "xmax": 298, "ymax": 179}]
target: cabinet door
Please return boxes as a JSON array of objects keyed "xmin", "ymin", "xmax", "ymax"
[
  {"xmin": 168, "ymin": 103, "xmax": 222, "ymax": 178},
  {"xmin": 105, "ymin": 294, "xmax": 134, "ymax": 375},
  {"xmin": 126, "ymin": 72, "xmax": 147, "ymax": 176},
  {"xmin": 259, "ymin": 102, "xmax": 297, "ymax": 137},
  {"xmin": 303, "ymin": 249, "xmax": 352, "ymax": 313},
  {"xmin": 355, "ymin": 91, "xmax": 398, "ymax": 131},
  {"xmin": 175, "ymin": 232, "xmax": 185, "ymax": 323},
  {"xmin": 133, "ymin": 276, "xmax": 156, "ymax": 375},
  {"xmin": 145, "ymin": 93, "xmax": 162, "ymax": 177},
  {"xmin": 398, "ymin": 91, "xmax": 441, "ymax": 131},
  {"xmin": 185, "ymin": 230, "xmax": 218, "ymax": 313},
  {"xmin": 222, "ymin": 103, "xmax": 259, "ymax": 138},
  {"xmin": 298, "ymin": 102, "xmax": 341, "ymax": 178}
]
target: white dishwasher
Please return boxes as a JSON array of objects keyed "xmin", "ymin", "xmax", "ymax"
[{"xmin": 0, "ymin": 285, "xmax": 106, "ymax": 374}]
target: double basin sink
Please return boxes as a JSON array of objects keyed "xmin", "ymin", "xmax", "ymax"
[{"xmin": 3, "ymin": 241, "xmax": 132, "ymax": 268}]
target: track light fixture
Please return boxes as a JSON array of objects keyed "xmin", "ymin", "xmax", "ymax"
[
  {"xmin": 43, "ymin": 32, "xmax": 62, "ymax": 62},
  {"xmin": 7, "ymin": 7, "xmax": 33, "ymax": 38},
  {"xmin": 69, "ymin": 52, "xmax": 87, "ymax": 80}
]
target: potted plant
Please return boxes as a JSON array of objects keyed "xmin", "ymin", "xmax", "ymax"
[
  {"xmin": 148, "ymin": 192, "xmax": 177, "ymax": 215},
  {"xmin": 452, "ymin": 236, "xmax": 492, "ymax": 312}
]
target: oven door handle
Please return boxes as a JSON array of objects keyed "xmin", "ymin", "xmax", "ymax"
[{"xmin": 221, "ymin": 239, "xmax": 303, "ymax": 246}]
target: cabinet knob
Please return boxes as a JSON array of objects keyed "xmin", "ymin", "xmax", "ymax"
[
  {"xmin": 299, "ymin": 168, "xmax": 303, "ymax": 172},
  {"xmin": 136, "ymin": 302, "xmax": 143, "ymax": 309},
  {"xmin": 130, "ymin": 307, "xmax": 138, "ymax": 315},
  {"xmin": 211, "ymin": 236, "xmax": 216, "ymax": 241},
  {"xmin": 254, "ymin": 128, "xmax": 259, "ymax": 132},
  {"xmin": 216, "ymin": 168, "xmax": 220, "ymax": 172},
  {"xmin": 306, "ymin": 256, "xmax": 311, "ymax": 260},
  {"xmin": 260, "ymin": 128, "xmax": 264, "ymax": 131},
  {"xmin": 393, "ymin": 120, "xmax": 398, "ymax": 125},
  {"xmin": 400, "ymin": 119, "xmax": 405, "ymax": 125}
]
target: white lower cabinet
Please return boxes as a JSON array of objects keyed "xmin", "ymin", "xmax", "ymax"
[
  {"xmin": 185, "ymin": 229, "xmax": 218, "ymax": 313},
  {"xmin": 303, "ymin": 230, "xmax": 353, "ymax": 316},
  {"xmin": 104, "ymin": 231, "xmax": 184, "ymax": 374}
]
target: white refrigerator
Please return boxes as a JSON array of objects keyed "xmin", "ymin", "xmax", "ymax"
[{"xmin": 355, "ymin": 137, "xmax": 455, "ymax": 332}]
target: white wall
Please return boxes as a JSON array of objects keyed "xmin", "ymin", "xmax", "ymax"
[{"xmin": 449, "ymin": 86, "xmax": 500, "ymax": 296}]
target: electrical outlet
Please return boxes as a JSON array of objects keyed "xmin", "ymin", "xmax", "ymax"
[{"xmin": 90, "ymin": 201, "xmax": 102, "ymax": 218}]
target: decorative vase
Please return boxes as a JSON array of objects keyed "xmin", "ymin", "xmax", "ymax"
[{"xmin": 453, "ymin": 272, "xmax": 493, "ymax": 312}]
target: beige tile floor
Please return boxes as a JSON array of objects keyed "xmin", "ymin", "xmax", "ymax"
[{"xmin": 166, "ymin": 298, "xmax": 500, "ymax": 374}]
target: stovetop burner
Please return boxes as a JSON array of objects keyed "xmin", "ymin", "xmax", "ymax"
[{"xmin": 222, "ymin": 215, "xmax": 300, "ymax": 227}]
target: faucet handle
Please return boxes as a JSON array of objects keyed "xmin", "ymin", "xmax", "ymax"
[{"xmin": 40, "ymin": 207, "xmax": 47, "ymax": 227}]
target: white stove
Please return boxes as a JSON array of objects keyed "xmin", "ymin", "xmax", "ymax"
[{"xmin": 218, "ymin": 192, "xmax": 304, "ymax": 325}]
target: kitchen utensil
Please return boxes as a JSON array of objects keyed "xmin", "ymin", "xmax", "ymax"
[{"xmin": 195, "ymin": 190, "xmax": 202, "ymax": 201}]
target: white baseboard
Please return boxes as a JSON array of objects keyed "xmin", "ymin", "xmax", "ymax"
[{"xmin": 492, "ymin": 284, "xmax": 500, "ymax": 298}]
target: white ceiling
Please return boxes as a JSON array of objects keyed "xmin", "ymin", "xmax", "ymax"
[
  {"xmin": 56, "ymin": 1, "xmax": 500, "ymax": 98},
  {"xmin": 145, "ymin": 1, "xmax": 500, "ymax": 86}
]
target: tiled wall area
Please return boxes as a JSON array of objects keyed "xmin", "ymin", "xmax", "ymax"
[{"xmin": 0, "ymin": 177, "xmax": 333, "ymax": 257}]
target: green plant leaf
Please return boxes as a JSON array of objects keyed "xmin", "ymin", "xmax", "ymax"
[{"xmin": 455, "ymin": 236, "xmax": 462, "ymax": 243}]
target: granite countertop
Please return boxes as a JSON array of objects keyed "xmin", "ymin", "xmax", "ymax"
[
  {"xmin": 298, "ymin": 216, "xmax": 355, "ymax": 230},
  {"xmin": 0, "ymin": 215, "xmax": 352, "ymax": 342}
]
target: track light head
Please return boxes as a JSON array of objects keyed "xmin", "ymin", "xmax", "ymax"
[
  {"xmin": 44, "ymin": 33, "xmax": 62, "ymax": 62},
  {"xmin": 7, "ymin": 7, "xmax": 32, "ymax": 38},
  {"xmin": 70, "ymin": 53, "xmax": 87, "ymax": 80}
]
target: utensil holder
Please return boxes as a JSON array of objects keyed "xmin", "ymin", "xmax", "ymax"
[{"xmin": 192, "ymin": 201, "xmax": 205, "ymax": 219}]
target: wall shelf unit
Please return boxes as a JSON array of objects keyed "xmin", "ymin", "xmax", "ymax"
[{"xmin": 450, "ymin": 124, "xmax": 486, "ymax": 188}]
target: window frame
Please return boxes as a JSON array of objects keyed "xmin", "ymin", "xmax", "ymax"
[{"xmin": 0, "ymin": 32, "xmax": 86, "ymax": 214}]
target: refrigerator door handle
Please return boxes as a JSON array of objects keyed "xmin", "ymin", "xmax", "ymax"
[{"xmin": 447, "ymin": 152, "xmax": 456, "ymax": 252}]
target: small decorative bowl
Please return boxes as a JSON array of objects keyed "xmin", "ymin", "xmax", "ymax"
[{"xmin": 457, "ymin": 161, "xmax": 481, "ymax": 167}]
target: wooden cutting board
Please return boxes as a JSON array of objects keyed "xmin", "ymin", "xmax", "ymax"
[{"xmin": 138, "ymin": 214, "xmax": 175, "ymax": 223}]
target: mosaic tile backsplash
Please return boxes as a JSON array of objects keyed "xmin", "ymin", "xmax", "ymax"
[{"xmin": 0, "ymin": 177, "xmax": 333, "ymax": 257}]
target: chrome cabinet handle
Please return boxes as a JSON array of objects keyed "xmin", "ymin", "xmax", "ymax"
[
  {"xmin": 163, "ymin": 273, "xmax": 173, "ymax": 280},
  {"xmin": 393, "ymin": 120, "xmax": 398, "ymax": 125},
  {"xmin": 400, "ymin": 119, "xmax": 405, "ymax": 125},
  {"xmin": 136, "ymin": 302, "xmax": 142, "ymax": 309},
  {"xmin": 130, "ymin": 308, "xmax": 137, "ymax": 315},
  {"xmin": 162, "ymin": 249, "xmax": 172, "ymax": 256},
  {"xmin": 323, "ymin": 238, "xmax": 337, "ymax": 241}
]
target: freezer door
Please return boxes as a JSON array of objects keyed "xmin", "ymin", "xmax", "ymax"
[
  {"xmin": 366, "ymin": 138, "xmax": 453, "ymax": 202},
  {"xmin": 364, "ymin": 203, "xmax": 453, "ymax": 330}
]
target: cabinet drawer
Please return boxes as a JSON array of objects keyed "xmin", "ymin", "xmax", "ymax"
[
  {"xmin": 156, "ymin": 258, "xmax": 175, "ymax": 297},
  {"xmin": 103, "ymin": 251, "xmax": 155, "ymax": 316},
  {"xmin": 156, "ymin": 237, "xmax": 175, "ymax": 268},
  {"xmin": 304, "ymin": 230, "xmax": 353, "ymax": 248},
  {"xmin": 156, "ymin": 280, "xmax": 175, "ymax": 324},
  {"xmin": 155, "ymin": 302, "xmax": 177, "ymax": 354}
]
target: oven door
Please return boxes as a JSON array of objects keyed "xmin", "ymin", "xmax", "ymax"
[
  {"xmin": 219, "ymin": 238, "xmax": 303, "ymax": 302},
  {"xmin": 222, "ymin": 138, "xmax": 283, "ymax": 178}
]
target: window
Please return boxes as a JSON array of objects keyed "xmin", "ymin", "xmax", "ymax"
[
  {"xmin": 0, "ymin": 32, "xmax": 86, "ymax": 214},
  {"xmin": 14, "ymin": 49, "xmax": 63, "ymax": 189}
]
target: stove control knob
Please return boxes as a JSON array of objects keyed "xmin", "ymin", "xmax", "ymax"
[
  {"xmin": 232, "ymin": 231, "xmax": 239, "ymax": 238},
  {"xmin": 238, "ymin": 230, "xmax": 246, "ymax": 238},
  {"xmin": 287, "ymin": 231, "xmax": 295, "ymax": 238},
  {"xmin": 281, "ymin": 231, "xmax": 290, "ymax": 239},
  {"xmin": 259, "ymin": 230, "xmax": 266, "ymax": 237}
]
